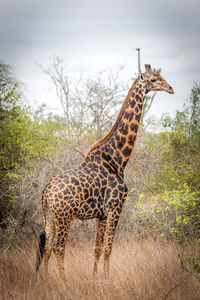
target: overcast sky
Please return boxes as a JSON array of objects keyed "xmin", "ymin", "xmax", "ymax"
[{"xmin": 1, "ymin": 0, "xmax": 200, "ymax": 118}]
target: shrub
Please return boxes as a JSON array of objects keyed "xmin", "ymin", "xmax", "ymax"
[{"xmin": 131, "ymin": 184, "xmax": 200, "ymax": 241}]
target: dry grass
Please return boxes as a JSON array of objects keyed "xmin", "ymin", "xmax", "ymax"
[{"xmin": 0, "ymin": 236, "xmax": 199, "ymax": 300}]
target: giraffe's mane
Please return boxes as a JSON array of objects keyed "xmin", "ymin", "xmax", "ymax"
[{"xmin": 86, "ymin": 76, "xmax": 140, "ymax": 155}]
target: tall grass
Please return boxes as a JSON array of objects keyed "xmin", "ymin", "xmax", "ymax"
[{"xmin": 1, "ymin": 236, "xmax": 199, "ymax": 300}]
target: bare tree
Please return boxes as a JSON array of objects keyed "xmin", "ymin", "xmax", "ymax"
[
  {"xmin": 41, "ymin": 57, "xmax": 72, "ymax": 125},
  {"xmin": 74, "ymin": 68, "xmax": 128, "ymax": 135},
  {"xmin": 42, "ymin": 57, "xmax": 128, "ymax": 136},
  {"xmin": 0, "ymin": 62, "xmax": 21, "ymax": 107}
]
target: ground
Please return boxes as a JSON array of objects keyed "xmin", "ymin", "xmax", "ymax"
[{"xmin": 1, "ymin": 235, "xmax": 199, "ymax": 300}]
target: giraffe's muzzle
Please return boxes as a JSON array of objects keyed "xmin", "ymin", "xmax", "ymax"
[{"xmin": 168, "ymin": 85, "xmax": 174, "ymax": 94}]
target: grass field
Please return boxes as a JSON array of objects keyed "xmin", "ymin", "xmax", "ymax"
[{"xmin": 0, "ymin": 236, "xmax": 199, "ymax": 300}]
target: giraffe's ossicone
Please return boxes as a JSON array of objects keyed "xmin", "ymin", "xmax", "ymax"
[{"xmin": 36, "ymin": 64, "xmax": 174, "ymax": 279}]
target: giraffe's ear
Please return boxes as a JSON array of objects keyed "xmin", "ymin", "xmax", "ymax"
[{"xmin": 145, "ymin": 64, "xmax": 152, "ymax": 73}]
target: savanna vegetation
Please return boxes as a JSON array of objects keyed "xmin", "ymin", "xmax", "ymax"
[{"xmin": 0, "ymin": 60, "xmax": 200, "ymax": 299}]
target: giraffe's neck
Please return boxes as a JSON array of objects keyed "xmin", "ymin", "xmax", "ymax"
[{"xmin": 84, "ymin": 77, "xmax": 147, "ymax": 175}]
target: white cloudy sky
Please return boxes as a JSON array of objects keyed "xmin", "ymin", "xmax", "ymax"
[{"xmin": 1, "ymin": 0, "xmax": 200, "ymax": 118}]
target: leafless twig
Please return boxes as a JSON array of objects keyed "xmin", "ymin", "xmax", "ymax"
[{"xmin": 163, "ymin": 284, "xmax": 182, "ymax": 300}]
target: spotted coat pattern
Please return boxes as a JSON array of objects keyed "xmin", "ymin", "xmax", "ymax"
[{"xmin": 38, "ymin": 65, "xmax": 174, "ymax": 279}]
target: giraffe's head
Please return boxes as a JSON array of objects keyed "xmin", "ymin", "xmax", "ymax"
[{"xmin": 140, "ymin": 64, "xmax": 174, "ymax": 94}]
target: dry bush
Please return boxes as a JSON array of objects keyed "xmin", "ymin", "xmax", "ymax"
[
  {"xmin": 125, "ymin": 134, "xmax": 160, "ymax": 195},
  {"xmin": 0, "ymin": 237, "xmax": 199, "ymax": 300}
]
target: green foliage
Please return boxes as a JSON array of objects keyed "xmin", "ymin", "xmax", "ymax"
[
  {"xmin": 188, "ymin": 83, "xmax": 200, "ymax": 147},
  {"xmin": 145, "ymin": 84, "xmax": 200, "ymax": 192},
  {"xmin": 178, "ymin": 237, "xmax": 200, "ymax": 282},
  {"xmin": 155, "ymin": 184, "xmax": 200, "ymax": 238},
  {"xmin": 0, "ymin": 90, "xmax": 70, "ymax": 178},
  {"xmin": 0, "ymin": 63, "xmax": 71, "ymax": 228},
  {"xmin": 134, "ymin": 184, "xmax": 200, "ymax": 240},
  {"xmin": 179, "ymin": 253, "xmax": 200, "ymax": 280}
]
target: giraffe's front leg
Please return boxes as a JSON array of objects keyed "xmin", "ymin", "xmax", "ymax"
[
  {"xmin": 103, "ymin": 210, "xmax": 120, "ymax": 278},
  {"xmin": 93, "ymin": 218, "xmax": 107, "ymax": 276}
]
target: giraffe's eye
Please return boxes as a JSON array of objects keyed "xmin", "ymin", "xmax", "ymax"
[{"xmin": 151, "ymin": 79, "xmax": 156, "ymax": 83}]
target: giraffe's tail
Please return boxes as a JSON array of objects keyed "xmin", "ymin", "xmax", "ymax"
[{"xmin": 35, "ymin": 231, "xmax": 46, "ymax": 272}]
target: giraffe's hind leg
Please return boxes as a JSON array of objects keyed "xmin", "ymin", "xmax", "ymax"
[
  {"xmin": 43, "ymin": 212, "xmax": 55, "ymax": 278},
  {"xmin": 53, "ymin": 217, "xmax": 73, "ymax": 280},
  {"xmin": 93, "ymin": 218, "xmax": 107, "ymax": 275}
]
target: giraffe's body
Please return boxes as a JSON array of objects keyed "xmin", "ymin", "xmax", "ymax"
[{"xmin": 36, "ymin": 65, "xmax": 174, "ymax": 279}]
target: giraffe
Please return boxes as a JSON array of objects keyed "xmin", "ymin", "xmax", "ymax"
[{"xmin": 36, "ymin": 64, "xmax": 174, "ymax": 279}]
